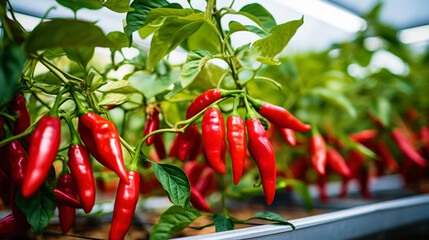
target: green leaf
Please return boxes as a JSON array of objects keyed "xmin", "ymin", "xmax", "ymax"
[
  {"xmin": 337, "ymin": 133, "xmax": 377, "ymax": 159},
  {"xmin": 246, "ymin": 211, "xmax": 295, "ymax": 229},
  {"xmin": 149, "ymin": 205, "xmax": 200, "ymax": 240},
  {"xmin": 129, "ymin": 69, "xmax": 179, "ymax": 100},
  {"xmin": 25, "ymin": 19, "xmax": 113, "ymax": 53},
  {"xmin": 126, "ymin": 0, "xmax": 170, "ymax": 39},
  {"xmin": 0, "ymin": 45, "xmax": 26, "ymax": 105},
  {"xmin": 107, "ymin": 31, "xmax": 129, "ymax": 51},
  {"xmin": 228, "ymin": 21, "xmax": 270, "ymax": 38},
  {"xmin": 145, "ymin": 8, "xmax": 194, "ymax": 25},
  {"xmin": 256, "ymin": 57, "xmax": 280, "ymax": 65},
  {"xmin": 253, "ymin": 17, "xmax": 303, "ymax": 59},
  {"xmin": 15, "ymin": 168, "xmax": 56, "ymax": 233},
  {"xmin": 311, "ymin": 87, "xmax": 357, "ymax": 118},
  {"xmin": 99, "ymin": 93, "xmax": 129, "ymax": 106},
  {"xmin": 32, "ymin": 72, "xmax": 63, "ymax": 94},
  {"xmin": 213, "ymin": 213, "xmax": 234, "ymax": 232},
  {"xmin": 148, "ymin": 14, "xmax": 206, "ymax": 69},
  {"xmin": 63, "ymin": 47, "xmax": 94, "ymax": 69},
  {"xmin": 181, "ymin": 21, "xmax": 221, "ymax": 54},
  {"xmin": 239, "ymin": 3, "xmax": 276, "ymax": 31},
  {"xmin": 102, "ymin": 80, "xmax": 140, "ymax": 94},
  {"xmin": 56, "ymin": 0, "xmax": 102, "ymax": 12},
  {"xmin": 283, "ymin": 179, "xmax": 313, "ymax": 211},
  {"xmin": 165, "ymin": 78, "xmax": 184, "ymax": 98},
  {"xmin": 103, "ymin": 0, "xmax": 134, "ymax": 13},
  {"xmin": 180, "ymin": 49, "xmax": 213, "ymax": 87},
  {"xmin": 138, "ymin": 17, "xmax": 166, "ymax": 39},
  {"xmin": 151, "ymin": 162, "xmax": 191, "ymax": 210}
]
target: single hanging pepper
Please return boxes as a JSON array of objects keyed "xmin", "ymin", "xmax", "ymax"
[
  {"xmin": 57, "ymin": 174, "xmax": 77, "ymax": 233},
  {"xmin": 310, "ymin": 132, "xmax": 327, "ymax": 175},
  {"xmin": 194, "ymin": 167, "xmax": 215, "ymax": 196},
  {"xmin": 391, "ymin": 128, "xmax": 427, "ymax": 167},
  {"xmin": 109, "ymin": 170, "xmax": 140, "ymax": 240},
  {"xmin": 375, "ymin": 142, "xmax": 398, "ymax": 171},
  {"xmin": 190, "ymin": 188, "xmax": 211, "ymax": 212},
  {"xmin": 183, "ymin": 161, "xmax": 212, "ymax": 212},
  {"xmin": 419, "ymin": 126, "xmax": 429, "ymax": 154},
  {"xmin": 154, "ymin": 134, "xmax": 166, "ymax": 160},
  {"xmin": 177, "ymin": 125, "xmax": 200, "ymax": 161},
  {"xmin": 5, "ymin": 140, "xmax": 28, "ymax": 186},
  {"xmin": 317, "ymin": 173, "xmax": 329, "ymax": 203},
  {"xmin": 245, "ymin": 97, "xmax": 276, "ymax": 205},
  {"xmin": 227, "ymin": 96, "xmax": 246, "ymax": 184},
  {"xmin": 349, "ymin": 129, "xmax": 377, "ymax": 143},
  {"xmin": 186, "ymin": 89, "xmax": 222, "ymax": 119},
  {"xmin": 202, "ymin": 107, "xmax": 226, "ymax": 174},
  {"xmin": 9, "ymin": 94, "xmax": 31, "ymax": 145},
  {"xmin": 65, "ymin": 115, "xmax": 96, "ymax": 213},
  {"xmin": 247, "ymin": 96, "xmax": 311, "ymax": 132},
  {"xmin": 280, "ymin": 128, "xmax": 296, "ymax": 146},
  {"xmin": 143, "ymin": 107, "xmax": 159, "ymax": 146},
  {"xmin": 22, "ymin": 116, "xmax": 61, "ymax": 197},
  {"xmin": 327, "ymin": 148, "xmax": 351, "ymax": 177},
  {"xmin": 169, "ymin": 135, "xmax": 179, "ymax": 158}
]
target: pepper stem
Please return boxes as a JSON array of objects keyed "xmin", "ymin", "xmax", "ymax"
[
  {"xmin": 245, "ymin": 94, "xmax": 263, "ymax": 110},
  {"xmin": 231, "ymin": 94, "xmax": 240, "ymax": 116},
  {"xmin": 49, "ymin": 88, "xmax": 68, "ymax": 118},
  {"xmin": 63, "ymin": 114, "xmax": 81, "ymax": 146},
  {"xmin": 67, "ymin": 84, "xmax": 88, "ymax": 117},
  {"xmin": 242, "ymin": 94, "xmax": 258, "ymax": 120},
  {"xmin": 129, "ymin": 142, "xmax": 143, "ymax": 171}
]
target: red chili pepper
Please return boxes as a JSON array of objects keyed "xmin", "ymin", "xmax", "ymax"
[
  {"xmin": 154, "ymin": 134, "xmax": 166, "ymax": 160},
  {"xmin": 248, "ymin": 98, "xmax": 311, "ymax": 132},
  {"xmin": 4, "ymin": 140, "xmax": 28, "ymax": 186},
  {"xmin": 186, "ymin": 89, "xmax": 222, "ymax": 119},
  {"xmin": 317, "ymin": 173, "xmax": 329, "ymax": 203},
  {"xmin": 0, "ymin": 213, "xmax": 30, "ymax": 239},
  {"xmin": 68, "ymin": 145, "xmax": 95, "ymax": 213},
  {"xmin": 227, "ymin": 115, "xmax": 246, "ymax": 184},
  {"xmin": 246, "ymin": 117, "xmax": 276, "ymax": 205},
  {"xmin": 57, "ymin": 174, "xmax": 77, "ymax": 233},
  {"xmin": 109, "ymin": 170, "xmax": 140, "ymax": 240},
  {"xmin": 202, "ymin": 107, "xmax": 226, "ymax": 174},
  {"xmin": 327, "ymin": 148, "xmax": 351, "ymax": 177},
  {"xmin": 177, "ymin": 125, "xmax": 200, "ymax": 162},
  {"xmin": 143, "ymin": 108, "xmax": 160, "ymax": 146},
  {"xmin": 290, "ymin": 158, "xmax": 309, "ymax": 183},
  {"xmin": 391, "ymin": 128, "xmax": 427, "ymax": 167},
  {"xmin": 107, "ymin": 105, "xmax": 119, "ymax": 110},
  {"xmin": 22, "ymin": 116, "xmax": 61, "ymax": 197},
  {"xmin": 310, "ymin": 134, "xmax": 327, "ymax": 175},
  {"xmin": 189, "ymin": 130, "xmax": 202, "ymax": 161},
  {"xmin": 9, "ymin": 94, "xmax": 31, "ymax": 145},
  {"xmin": 349, "ymin": 129, "xmax": 377, "ymax": 143},
  {"xmin": 78, "ymin": 112, "xmax": 129, "ymax": 184},
  {"xmin": 169, "ymin": 135, "xmax": 179, "ymax": 158},
  {"xmin": 375, "ymin": 142, "xmax": 398, "ymax": 171},
  {"xmin": 194, "ymin": 167, "xmax": 215, "ymax": 196},
  {"xmin": 190, "ymin": 188, "xmax": 211, "ymax": 212},
  {"xmin": 184, "ymin": 161, "xmax": 206, "ymax": 185},
  {"xmin": 358, "ymin": 167, "xmax": 372, "ymax": 199},
  {"xmin": 0, "ymin": 174, "xmax": 11, "ymax": 206},
  {"xmin": 54, "ymin": 188, "xmax": 83, "ymax": 208},
  {"xmin": 184, "ymin": 161, "xmax": 212, "ymax": 211},
  {"xmin": 419, "ymin": 126, "xmax": 429, "ymax": 154},
  {"xmin": 280, "ymin": 128, "xmax": 296, "ymax": 146}
]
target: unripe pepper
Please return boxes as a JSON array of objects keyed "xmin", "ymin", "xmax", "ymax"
[
  {"xmin": 143, "ymin": 107, "xmax": 160, "ymax": 146},
  {"xmin": 280, "ymin": 128, "xmax": 296, "ymax": 146},
  {"xmin": 247, "ymin": 96, "xmax": 311, "ymax": 132},
  {"xmin": 177, "ymin": 125, "xmax": 200, "ymax": 162},
  {"xmin": 22, "ymin": 116, "xmax": 61, "ymax": 197},
  {"xmin": 327, "ymin": 148, "xmax": 351, "ymax": 177},
  {"xmin": 226, "ymin": 97, "xmax": 246, "ymax": 184},
  {"xmin": 9, "ymin": 93, "xmax": 31, "ymax": 146},
  {"xmin": 202, "ymin": 107, "xmax": 226, "ymax": 174},
  {"xmin": 310, "ymin": 133, "xmax": 327, "ymax": 175},
  {"xmin": 57, "ymin": 174, "xmax": 77, "ymax": 233},
  {"xmin": 109, "ymin": 170, "xmax": 140, "ymax": 240},
  {"xmin": 391, "ymin": 128, "xmax": 427, "ymax": 167},
  {"xmin": 245, "ymin": 97, "xmax": 276, "ymax": 206},
  {"xmin": 5, "ymin": 140, "xmax": 28, "ymax": 186}
]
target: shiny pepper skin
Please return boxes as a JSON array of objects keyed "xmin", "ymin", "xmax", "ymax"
[
  {"xmin": 177, "ymin": 125, "xmax": 200, "ymax": 162},
  {"xmin": 143, "ymin": 108, "xmax": 159, "ymax": 146},
  {"xmin": 57, "ymin": 174, "xmax": 77, "ymax": 233},
  {"xmin": 9, "ymin": 94, "xmax": 31, "ymax": 145},
  {"xmin": 311, "ymin": 134, "xmax": 327, "ymax": 175},
  {"xmin": 227, "ymin": 115, "xmax": 246, "ymax": 185},
  {"xmin": 78, "ymin": 112, "xmax": 129, "ymax": 184},
  {"xmin": 186, "ymin": 89, "xmax": 222, "ymax": 119},
  {"xmin": 68, "ymin": 145, "xmax": 96, "ymax": 213},
  {"xmin": 391, "ymin": 128, "xmax": 427, "ymax": 167},
  {"xmin": 280, "ymin": 128, "xmax": 296, "ymax": 146},
  {"xmin": 22, "ymin": 116, "xmax": 61, "ymax": 197},
  {"xmin": 327, "ymin": 148, "xmax": 351, "ymax": 177},
  {"xmin": 54, "ymin": 188, "xmax": 83, "ymax": 208},
  {"xmin": 202, "ymin": 107, "xmax": 226, "ymax": 174},
  {"xmin": 256, "ymin": 102, "xmax": 311, "ymax": 132},
  {"xmin": 246, "ymin": 118, "xmax": 276, "ymax": 205},
  {"xmin": 5, "ymin": 140, "xmax": 28, "ymax": 186},
  {"xmin": 109, "ymin": 170, "xmax": 140, "ymax": 240}
]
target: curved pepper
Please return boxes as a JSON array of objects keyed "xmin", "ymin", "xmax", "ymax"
[
  {"xmin": 190, "ymin": 188, "xmax": 211, "ymax": 212},
  {"xmin": 68, "ymin": 145, "xmax": 96, "ymax": 213},
  {"xmin": 22, "ymin": 116, "xmax": 61, "ymax": 197},
  {"xmin": 327, "ymin": 148, "xmax": 351, "ymax": 177},
  {"xmin": 109, "ymin": 170, "xmax": 140, "ymax": 240},
  {"xmin": 9, "ymin": 94, "xmax": 31, "ymax": 146},
  {"xmin": 375, "ymin": 142, "xmax": 398, "ymax": 171},
  {"xmin": 349, "ymin": 129, "xmax": 377, "ymax": 143},
  {"xmin": 194, "ymin": 167, "xmax": 215, "ymax": 196},
  {"xmin": 391, "ymin": 128, "xmax": 427, "ymax": 167},
  {"xmin": 186, "ymin": 89, "xmax": 222, "ymax": 119},
  {"xmin": 54, "ymin": 188, "xmax": 83, "ymax": 208},
  {"xmin": 310, "ymin": 134, "xmax": 327, "ymax": 175},
  {"xmin": 280, "ymin": 128, "xmax": 296, "ymax": 146},
  {"xmin": 202, "ymin": 107, "xmax": 226, "ymax": 174},
  {"xmin": 184, "ymin": 161, "xmax": 212, "ymax": 211},
  {"xmin": 227, "ymin": 115, "xmax": 246, "ymax": 185},
  {"xmin": 78, "ymin": 112, "xmax": 129, "ymax": 184},
  {"xmin": 246, "ymin": 118, "xmax": 276, "ymax": 205},
  {"xmin": 177, "ymin": 125, "xmax": 200, "ymax": 162},
  {"xmin": 57, "ymin": 174, "xmax": 77, "ymax": 233},
  {"xmin": 5, "ymin": 140, "xmax": 28, "ymax": 186},
  {"xmin": 143, "ymin": 107, "xmax": 160, "ymax": 146}
]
